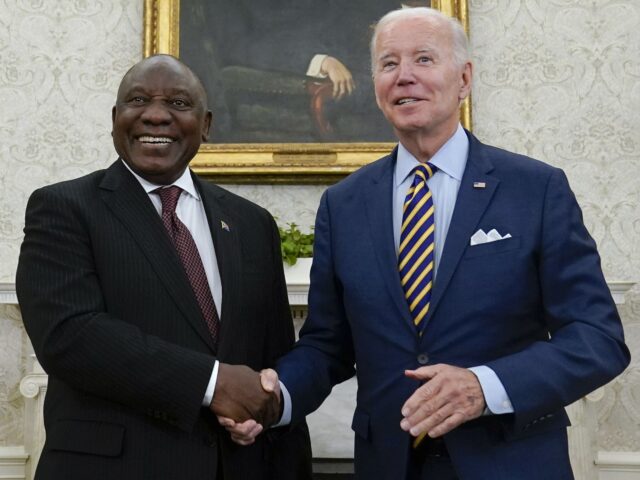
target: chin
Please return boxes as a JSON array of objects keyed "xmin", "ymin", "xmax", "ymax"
[{"xmin": 394, "ymin": 121, "xmax": 431, "ymax": 134}]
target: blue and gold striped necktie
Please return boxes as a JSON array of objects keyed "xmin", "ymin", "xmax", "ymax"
[{"xmin": 398, "ymin": 163, "xmax": 438, "ymax": 332}]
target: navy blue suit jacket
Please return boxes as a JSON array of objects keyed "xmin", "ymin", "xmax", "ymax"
[{"xmin": 277, "ymin": 131, "xmax": 629, "ymax": 479}]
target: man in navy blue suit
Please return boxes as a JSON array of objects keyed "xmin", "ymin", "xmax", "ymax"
[{"xmin": 224, "ymin": 7, "xmax": 630, "ymax": 479}]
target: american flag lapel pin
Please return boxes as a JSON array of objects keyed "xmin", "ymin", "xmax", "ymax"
[
  {"xmin": 473, "ymin": 181, "xmax": 486, "ymax": 189},
  {"xmin": 221, "ymin": 220, "xmax": 230, "ymax": 232}
]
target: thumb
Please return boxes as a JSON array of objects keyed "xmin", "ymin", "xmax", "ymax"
[
  {"xmin": 259, "ymin": 368, "xmax": 279, "ymax": 392},
  {"xmin": 217, "ymin": 416, "xmax": 235, "ymax": 427}
]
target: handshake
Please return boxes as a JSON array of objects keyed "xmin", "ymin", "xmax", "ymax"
[{"xmin": 209, "ymin": 363, "xmax": 281, "ymax": 445}]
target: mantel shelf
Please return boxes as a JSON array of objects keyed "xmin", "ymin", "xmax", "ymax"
[{"xmin": 1, "ymin": 280, "xmax": 635, "ymax": 307}]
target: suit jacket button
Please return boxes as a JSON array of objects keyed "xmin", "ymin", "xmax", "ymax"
[{"xmin": 417, "ymin": 353, "xmax": 429, "ymax": 365}]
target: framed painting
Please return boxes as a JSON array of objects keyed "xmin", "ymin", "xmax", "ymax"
[{"xmin": 144, "ymin": 0, "xmax": 470, "ymax": 183}]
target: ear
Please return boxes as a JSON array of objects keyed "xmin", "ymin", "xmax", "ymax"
[
  {"xmin": 201, "ymin": 110, "xmax": 213, "ymax": 142},
  {"xmin": 111, "ymin": 106, "xmax": 116, "ymax": 136},
  {"xmin": 458, "ymin": 61, "xmax": 473, "ymax": 101}
]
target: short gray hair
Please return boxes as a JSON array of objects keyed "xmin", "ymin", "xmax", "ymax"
[{"xmin": 370, "ymin": 7, "xmax": 470, "ymax": 74}]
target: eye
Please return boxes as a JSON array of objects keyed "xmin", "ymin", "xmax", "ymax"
[
  {"xmin": 170, "ymin": 98, "xmax": 191, "ymax": 108},
  {"xmin": 129, "ymin": 96, "xmax": 147, "ymax": 104},
  {"xmin": 381, "ymin": 61, "xmax": 397, "ymax": 72},
  {"xmin": 417, "ymin": 56, "xmax": 432, "ymax": 64}
]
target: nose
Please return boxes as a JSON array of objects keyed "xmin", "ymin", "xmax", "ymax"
[
  {"xmin": 140, "ymin": 99, "xmax": 172, "ymax": 124},
  {"xmin": 396, "ymin": 60, "xmax": 416, "ymax": 85}
]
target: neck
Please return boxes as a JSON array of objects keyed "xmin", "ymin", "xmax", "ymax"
[{"xmin": 396, "ymin": 123, "xmax": 458, "ymax": 162}]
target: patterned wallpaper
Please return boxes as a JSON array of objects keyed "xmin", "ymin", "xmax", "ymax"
[
  {"xmin": 0, "ymin": 0, "xmax": 638, "ymax": 454},
  {"xmin": 469, "ymin": 0, "xmax": 640, "ymax": 451}
]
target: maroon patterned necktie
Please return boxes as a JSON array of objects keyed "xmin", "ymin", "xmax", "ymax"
[{"xmin": 154, "ymin": 186, "xmax": 220, "ymax": 343}]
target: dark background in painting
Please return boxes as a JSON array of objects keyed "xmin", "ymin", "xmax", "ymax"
[{"xmin": 180, "ymin": 1, "xmax": 430, "ymax": 143}]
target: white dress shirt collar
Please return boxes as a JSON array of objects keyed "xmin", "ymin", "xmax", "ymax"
[
  {"xmin": 120, "ymin": 160, "xmax": 201, "ymax": 201},
  {"xmin": 395, "ymin": 123, "xmax": 468, "ymax": 185}
]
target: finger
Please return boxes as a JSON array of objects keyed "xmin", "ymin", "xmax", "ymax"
[
  {"xmin": 228, "ymin": 419, "xmax": 259, "ymax": 436},
  {"xmin": 217, "ymin": 416, "xmax": 235, "ymax": 428},
  {"xmin": 400, "ymin": 392, "xmax": 449, "ymax": 434},
  {"xmin": 427, "ymin": 411, "xmax": 466, "ymax": 438},
  {"xmin": 259, "ymin": 368, "xmax": 278, "ymax": 392},
  {"xmin": 404, "ymin": 402, "xmax": 455, "ymax": 438},
  {"xmin": 249, "ymin": 423, "xmax": 263, "ymax": 437},
  {"xmin": 230, "ymin": 423, "xmax": 263, "ymax": 445},
  {"xmin": 332, "ymin": 79, "xmax": 342, "ymax": 99},
  {"xmin": 338, "ymin": 77, "xmax": 351, "ymax": 99},
  {"xmin": 404, "ymin": 366, "xmax": 438, "ymax": 381},
  {"xmin": 401, "ymin": 377, "xmax": 441, "ymax": 417},
  {"xmin": 345, "ymin": 77, "xmax": 355, "ymax": 95},
  {"xmin": 232, "ymin": 421, "xmax": 262, "ymax": 437}
]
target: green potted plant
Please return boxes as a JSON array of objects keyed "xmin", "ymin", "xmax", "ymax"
[{"xmin": 278, "ymin": 222, "xmax": 314, "ymax": 266}]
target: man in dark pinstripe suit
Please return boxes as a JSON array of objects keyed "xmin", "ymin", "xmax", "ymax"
[{"xmin": 16, "ymin": 54, "xmax": 311, "ymax": 480}]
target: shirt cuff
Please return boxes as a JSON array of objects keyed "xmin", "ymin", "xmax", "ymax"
[
  {"xmin": 272, "ymin": 380, "xmax": 292, "ymax": 427},
  {"xmin": 307, "ymin": 54, "xmax": 328, "ymax": 78},
  {"xmin": 468, "ymin": 365, "xmax": 513, "ymax": 415},
  {"xmin": 202, "ymin": 360, "xmax": 219, "ymax": 406}
]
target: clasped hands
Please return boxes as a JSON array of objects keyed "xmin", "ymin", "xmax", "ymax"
[
  {"xmin": 210, "ymin": 364, "xmax": 280, "ymax": 446},
  {"xmin": 217, "ymin": 363, "xmax": 486, "ymax": 446}
]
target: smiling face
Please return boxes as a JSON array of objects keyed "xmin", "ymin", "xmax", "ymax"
[
  {"xmin": 372, "ymin": 14, "xmax": 471, "ymax": 156},
  {"xmin": 112, "ymin": 55, "xmax": 212, "ymax": 185}
]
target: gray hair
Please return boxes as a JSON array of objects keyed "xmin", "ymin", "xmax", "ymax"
[{"xmin": 370, "ymin": 7, "xmax": 470, "ymax": 74}]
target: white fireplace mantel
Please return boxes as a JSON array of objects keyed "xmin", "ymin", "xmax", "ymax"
[{"xmin": 0, "ymin": 279, "xmax": 635, "ymax": 307}]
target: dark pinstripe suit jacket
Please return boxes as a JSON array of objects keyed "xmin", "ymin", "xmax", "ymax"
[{"xmin": 16, "ymin": 160, "xmax": 311, "ymax": 480}]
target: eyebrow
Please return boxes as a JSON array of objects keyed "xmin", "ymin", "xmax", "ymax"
[
  {"xmin": 414, "ymin": 47, "xmax": 436, "ymax": 56},
  {"xmin": 125, "ymin": 85, "xmax": 194, "ymax": 98},
  {"xmin": 377, "ymin": 53, "xmax": 396, "ymax": 63},
  {"xmin": 377, "ymin": 47, "xmax": 437, "ymax": 62}
]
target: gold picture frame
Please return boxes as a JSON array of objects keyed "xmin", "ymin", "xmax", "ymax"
[{"xmin": 143, "ymin": 0, "xmax": 470, "ymax": 183}]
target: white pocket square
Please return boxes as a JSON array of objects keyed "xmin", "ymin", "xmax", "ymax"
[{"xmin": 470, "ymin": 228, "xmax": 512, "ymax": 246}]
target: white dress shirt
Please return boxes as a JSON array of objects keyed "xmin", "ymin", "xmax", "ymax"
[{"xmin": 122, "ymin": 161, "xmax": 221, "ymax": 406}]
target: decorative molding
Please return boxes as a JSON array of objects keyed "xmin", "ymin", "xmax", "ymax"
[
  {"xmin": 609, "ymin": 282, "xmax": 636, "ymax": 305},
  {"xmin": 18, "ymin": 358, "xmax": 47, "ymax": 480},
  {"xmin": 19, "ymin": 370, "xmax": 47, "ymax": 400},
  {"xmin": 287, "ymin": 285, "xmax": 310, "ymax": 308},
  {"xmin": 596, "ymin": 451, "xmax": 640, "ymax": 467},
  {"xmin": 0, "ymin": 280, "xmax": 634, "ymax": 309},
  {"xmin": 0, "ymin": 446, "xmax": 28, "ymax": 480},
  {"xmin": 596, "ymin": 451, "xmax": 640, "ymax": 479},
  {"xmin": 0, "ymin": 284, "xmax": 18, "ymax": 305}
]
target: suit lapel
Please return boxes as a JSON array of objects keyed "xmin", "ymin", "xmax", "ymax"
[
  {"xmin": 193, "ymin": 175, "xmax": 242, "ymax": 351},
  {"xmin": 364, "ymin": 150, "xmax": 415, "ymax": 332},
  {"xmin": 99, "ymin": 161, "xmax": 217, "ymax": 351},
  {"xmin": 426, "ymin": 133, "xmax": 499, "ymax": 323}
]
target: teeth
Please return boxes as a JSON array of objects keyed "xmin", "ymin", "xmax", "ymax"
[
  {"xmin": 138, "ymin": 136, "xmax": 174, "ymax": 144},
  {"xmin": 398, "ymin": 98, "xmax": 417, "ymax": 105}
]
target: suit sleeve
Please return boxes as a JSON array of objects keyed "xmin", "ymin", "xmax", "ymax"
[
  {"xmin": 277, "ymin": 190, "xmax": 356, "ymax": 422},
  {"xmin": 16, "ymin": 186, "xmax": 215, "ymax": 433},
  {"xmin": 487, "ymin": 169, "xmax": 630, "ymax": 431}
]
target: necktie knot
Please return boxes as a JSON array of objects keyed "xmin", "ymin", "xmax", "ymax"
[
  {"xmin": 155, "ymin": 186, "xmax": 182, "ymax": 216},
  {"xmin": 413, "ymin": 163, "xmax": 438, "ymax": 184}
]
